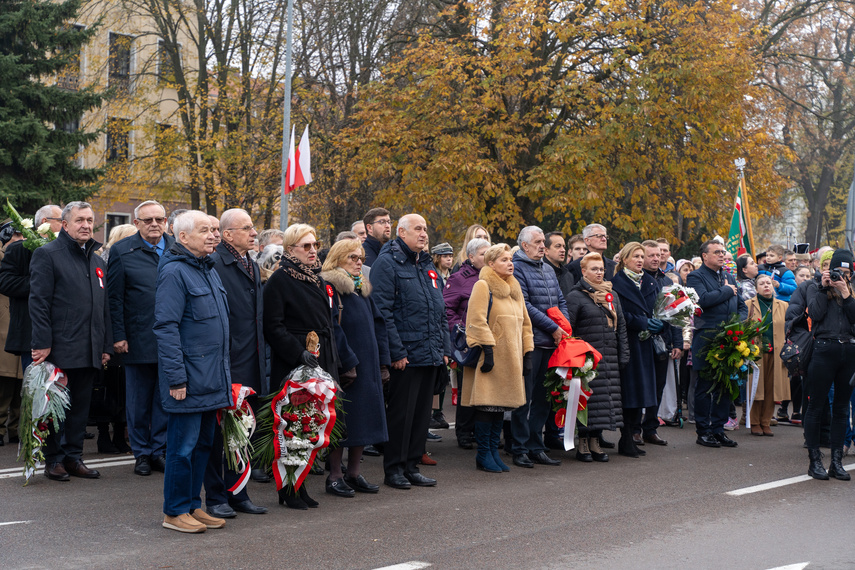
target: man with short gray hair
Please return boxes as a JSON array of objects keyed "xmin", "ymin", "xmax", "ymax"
[
  {"xmin": 351, "ymin": 221, "xmax": 367, "ymax": 243},
  {"xmin": 568, "ymin": 223, "xmax": 616, "ymax": 281},
  {"xmin": 510, "ymin": 226, "xmax": 569, "ymax": 468},
  {"xmin": 30, "ymin": 201, "xmax": 112, "ymax": 481}
]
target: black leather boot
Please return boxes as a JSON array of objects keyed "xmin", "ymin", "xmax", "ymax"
[
  {"xmin": 278, "ymin": 486, "xmax": 308, "ymax": 510},
  {"xmin": 808, "ymin": 448, "xmax": 829, "ymax": 480},
  {"xmin": 618, "ymin": 428, "xmax": 639, "ymax": 458},
  {"xmin": 828, "ymin": 448, "xmax": 850, "ymax": 481}
]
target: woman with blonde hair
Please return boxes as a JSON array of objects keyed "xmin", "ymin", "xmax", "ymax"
[
  {"xmin": 100, "ymin": 224, "xmax": 137, "ymax": 262},
  {"xmin": 455, "ymin": 224, "xmax": 491, "ymax": 270},
  {"xmin": 320, "ymin": 240, "xmax": 390, "ymax": 496},
  {"xmin": 462, "ymin": 243, "xmax": 533, "ymax": 472},
  {"xmin": 610, "ymin": 242, "xmax": 660, "ymax": 458}
]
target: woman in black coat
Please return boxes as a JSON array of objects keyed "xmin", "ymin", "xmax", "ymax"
[
  {"xmin": 320, "ymin": 239, "xmax": 391, "ymax": 497},
  {"xmin": 610, "ymin": 242, "xmax": 661, "ymax": 458},
  {"xmin": 565, "ymin": 253, "xmax": 629, "ymax": 463},
  {"xmin": 262, "ymin": 224, "xmax": 357, "ymax": 509}
]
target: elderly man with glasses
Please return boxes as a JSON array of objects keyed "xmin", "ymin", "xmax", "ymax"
[
  {"xmin": 107, "ymin": 200, "xmax": 175, "ymax": 476},
  {"xmin": 568, "ymin": 224, "xmax": 617, "ymax": 282},
  {"xmin": 687, "ymin": 240, "xmax": 747, "ymax": 449}
]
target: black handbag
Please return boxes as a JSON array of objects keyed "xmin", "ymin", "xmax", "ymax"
[
  {"xmin": 779, "ymin": 340, "xmax": 801, "ymax": 375},
  {"xmin": 652, "ymin": 334, "xmax": 669, "ymax": 361},
  {"xmin": 452, "ymin": 293, "xmax": 492, "ymax": 367}
]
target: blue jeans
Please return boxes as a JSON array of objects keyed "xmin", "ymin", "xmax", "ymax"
[
  {"xmin": 511, "ymin": 347, "xmax": 553, "ymax": 455},
  {"xmin": 163, "ymin": 411, "xmax": 216, "ymax": 516},
  {"xmin": 124, "ymin": 364, "xmax": 167, "ymax": 458},
  {"xmin": 693, "ymin": 369, "xmax": 730, "ymax": 436}
]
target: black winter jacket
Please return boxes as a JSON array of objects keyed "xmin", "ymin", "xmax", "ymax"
[
  {"xmin": 0, "ymin": 241, "xmax": 32, "ymax": 355},
  {"xmin": 806, "ymin": 280, "xmax": 855, "ymax": 341}
]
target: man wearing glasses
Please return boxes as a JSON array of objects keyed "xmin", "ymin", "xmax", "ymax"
[
  {"xmin": 107, "ymin": 200, "xmax": 174, "ymax": 476},
  {"xmin": 687, "ymin": 240, "xmax": 747, "ymax": 449},
  {"xmin": 362, "ymin": 208, "xmax": 392, "ymax": 267},
  {"xmin": 568, "ymin": 224, "xmax": 617, "ymax": 282}
]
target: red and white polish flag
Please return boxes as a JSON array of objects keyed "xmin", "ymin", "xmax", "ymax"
[{"xmin": 285, "ymin": 125, "xmax": 312, "ymax": 194}]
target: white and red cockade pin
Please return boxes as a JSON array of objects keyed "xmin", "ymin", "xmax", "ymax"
[
  {"xmin": 428, "ymin": 270, "xmax": 438, "ymax": 289},
  {"xmin": 605, "ymin": 292, "xmax": 614, "ymax": 312},
  {"xmin": 96, "ymin": 267, "xmax": 104, "ymax": 289},
  {"xmin": 326, "ymin": 284, "xmax": 334, "ymax": 309}
]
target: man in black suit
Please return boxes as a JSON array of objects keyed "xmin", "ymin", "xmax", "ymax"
[
  {"xmin": 568, "ymin": 224, "xmax": 617, "ymax": 282},
  {"xmin": 687, "ymin": 239, "xmax": 747, "ymax": 449},
  {"xmin": 107, "ymin": 200, "xmax": 174, "ymax": 476},
  {"xmin": 204, "ymin": 208, "xmax": 268, "ymax": 517},
  {"xmin": 29, "ymin": 202, "xmax": 112, "ymax": 481}
]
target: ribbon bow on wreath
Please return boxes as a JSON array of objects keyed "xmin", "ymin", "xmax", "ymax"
[{"xmin": 544, "ymin": 308, "xmax": 602, "ymax": 451}]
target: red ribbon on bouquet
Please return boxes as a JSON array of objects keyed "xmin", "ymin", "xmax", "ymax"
[{"xmin": 217, "ymin": 384, "xmax": 256, "ymax": 494}]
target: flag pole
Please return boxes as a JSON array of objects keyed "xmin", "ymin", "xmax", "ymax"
[
  {"xmin": 735, "ymin": 158, "xmax": 756, "ymax": 257},
  {"xmin": 278, "ymin": 0, "xmax": 295, "ymax": 231}
]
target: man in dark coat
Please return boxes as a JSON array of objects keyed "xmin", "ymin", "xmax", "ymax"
[
  {"xmin": 107, "ymin": 200, "xmax": 174, "ymax": 477},
  {"xmin": 205, "ymin": 208, "xmax": 268, "ymax": 517},
  {"xmin": 568, "ymin": 223, "xmax": 617, "ymax": 282},
  {"xmin": 362, "ymin": 207, "xmax": 392, "ymax": 267},
  {"xmin": 371, "ymin": 213, "xmax": 452, "ymax": 490},
  {"xmin": 687, "ymin": 239, "xmax": 747, "ymax": 449},
  {"xmin": 154, "ymin": 210, "xmax": 233, "ymax": 534},
  {"xmin": 638, "ymin": 240, "xmax": 683, "ymax": 446},
  {"xmin": 510, "ymin": 226, "xmax": 570, "ymax": 468},
  {"xmin": 544, "ymin": 231, "xmax": 575, "ymax": 299},
  {"xmin": 0, "ymin": 205, "xmax": 62, "ymax": 367},
  {"xmin": 29, "ymin": 202, "xmax": 112, "ymax": 481}
]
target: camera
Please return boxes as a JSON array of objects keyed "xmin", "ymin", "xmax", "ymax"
[{"xmin": 830, "ymin": 269, "xmax": 845, "ymax": 282}]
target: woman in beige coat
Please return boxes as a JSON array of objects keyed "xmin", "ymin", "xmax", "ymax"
[
  {"xmin": 747, "ymin": 274, "xmax": 790, "ymax": 436},
  {"xmin": 463, "ymin": 243, "xmax": 534, "ymax": 472}
]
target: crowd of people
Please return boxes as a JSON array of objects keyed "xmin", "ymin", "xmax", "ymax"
[{"xmin": 0, "ymin": 201, "xmax": 853, "ymax": 535}]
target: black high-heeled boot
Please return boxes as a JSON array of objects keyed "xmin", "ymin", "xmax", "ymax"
[
  {"xmin": 618, "ymin": 428, "xmax": 639, "ymax": 458},
  {"xmin": 278, "ymin": 486, "xmax": 308, "ymax": 510},
  {"xmin": 298, "ymin": 484, "xmax": 319, "ymax": 508},
  {"xmin": 97, "ymin": 422, "xmax": 119, "ymax": 454}
]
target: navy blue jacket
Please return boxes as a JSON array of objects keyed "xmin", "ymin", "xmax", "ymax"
[
  {"xmin": 107, "ymin": 232, "xmax": 175, "ymax": 364},
  {"xmin": 370, "ymin": 237, "xmax": 452, "ymax": 366},
  {"xmin": 29, "ymin": 230, "xmax": 113, "ymax": 369},
  {"xmin": 154, "ymin": 243, "xmax": 232, "ymax": 414},
  {"xmin": 512, "ymin": 250, "xmax": 569, "ymax": 348},
  {"xmin": 611, "ymin": 270, "xmax": 658, "ymax": 408},
  {"xmin": 212, "ymin": 243, "xmax": 268, "ymax": 395},
  {"xmin": 363, "ymin": 235, "xmax": 383, "ymax": 267},
  {"xmin": 687, "ymin": 263, "xmax": 747, "ymax": 371}
]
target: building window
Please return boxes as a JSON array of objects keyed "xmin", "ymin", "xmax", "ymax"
[
  {"xmin": 105, "ymin": 212, "xmax": 131, "ymax": 240},
  {"xmin": 109, "ymin": 32, "xmax": 133, "ymax": 95},
  {"xmin": 106, "ymin": 117, "xmax": 132, "ymax": 162},
  {"xmin": 158, "ymin": 39, "xmax": 178, "ymax": 85},
  {"xmin": 56, "ymin": 24, "xmax": 85, "ymax": 91}
]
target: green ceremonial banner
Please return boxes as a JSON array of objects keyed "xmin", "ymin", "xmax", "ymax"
[{"xmin": 726, "ymin": 177, "xmax": 754, "ymax": 258}]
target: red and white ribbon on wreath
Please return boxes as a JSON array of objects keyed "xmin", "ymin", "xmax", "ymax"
[
  {"xmin": 428, "ymin": 270, "xmax": 438, "ymax": 289},
  {"xmin": 95, "ymin": 267, "xmax": 104, "ymax": 289},
  {"xmin": 271, "ymin": 376, "xmax": 337, "ymax": 491},
  {"xmin": 218, "ymin": 384, "xmax": 257, "ymax": 494}
]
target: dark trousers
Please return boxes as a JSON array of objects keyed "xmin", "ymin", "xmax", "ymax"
[
  {"xmin": 44, "ymin": 367, "xmax": 97, "ymax": 464},
  {"xmin": 804, "ymin": 340, "xmax": 855, "ymax": 449},
  {"xmin": 383, "ymin": 365, "xmax": 438, "ymax": 477},
  {"xmin": 204, "ymin": 422, "xmax": 251, "ymax": 507},
  {"xmin": 163, "ymin": 410, "xmax": 216, "ymax": 516},
  {"xmin": 125, "ymin": 363, "xmax": 167, "ymax": 459},
  {"xmin": 641, "ymin": 356, "xmax": 669, "ymax": 434},
  {"xmin": 455, "ymin": 372, "xmax": 475, "ymax": 441},
  {"xmin": 511, "ymin": 347, "xmax": 553, "ymax": 455},
  {"xmin": 0, "ymin": 375, "xmax": 22, "ymax": 440},
  {"xmin": 693, "ymin": 368, "xmax": 730, "ymax": 436}
]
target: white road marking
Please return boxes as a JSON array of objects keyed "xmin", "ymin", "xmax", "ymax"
[
  {"xmin": 372, "ymin": 562, "xmax": 431, "ymax": 570},
  {"xmin": 0, "ymin": 520, "xmax": 32, "ymax": 527},
  {"xmin": 765, "ymin": 563, "xmax": 809, "ymax": 570},
  {"xmin": 0, "ymin": 458, "xmax": 136, "ymax": 479},
  {"xmin": 727, "ymin": 463, "xmax": 855, "ymax": 496}
]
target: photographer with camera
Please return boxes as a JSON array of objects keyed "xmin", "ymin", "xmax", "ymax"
[{"xmin": 803, "ymin": 249, "xmax": 855, "ymax": 481}]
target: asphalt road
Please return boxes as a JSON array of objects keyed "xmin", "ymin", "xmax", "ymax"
[{"xmin": 1, "ymin": 409, "xmax": 852, "ymax": 570}]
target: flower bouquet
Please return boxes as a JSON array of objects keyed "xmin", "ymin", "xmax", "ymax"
[
  {"xmin": 639, "ymin": 283, "xmax": 701, "ymax": 340},
  {"xmin": 4, "ymin": 199, "xmax": 57, "ymax": 251},
  {"xmin": 218, "ymin": 384, "xmax": 256, "ymax": 494},
  {"xmin": 543, "ymin": 308, "xmax": 602, "ymax": 450},
  {"xmin": 701, "ymin": 313, "xmax": 770, "ymax": 403},
  {"xmin": 17, "ymin": 363, "xmax": 70, "ymax": 485},
  {"xmin": 254, "ymin": 332, "xmax": 344, "ymax": 491}
]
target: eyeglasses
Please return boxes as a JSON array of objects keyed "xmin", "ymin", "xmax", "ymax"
[
  {"xmin": 44, "ymin": 217, "xmax": 62, "ymax": 221},
  {"xmin": 369, "ymin": 219, "xmax": 392, "ymax": 226},
  {"xmin": 589, "ymin": 234, "xmax": 608, "ymax": 240},
  {"xmin": 137, "ymin": 217, "xmax": 167, "ymax": 225},
  {"xmin": 588, "ymin": 267, "xmax": 605, "ymax": 272},
  {"xmin": 709, "ymin": 250, "xmax": 726, "ymax": 256},
  {"xmin": 346, "ymin": 254, "xmax": 366, "ymax": 263},
  {"xmin": 292, "ymin": 241, "xmax": 321, "ymax": 251},
  {"xmin": 225, "ymin": 225, "xmax": 255, "ymax": 232}
]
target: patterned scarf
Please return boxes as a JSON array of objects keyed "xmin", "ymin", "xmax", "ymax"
[
  {"xmin": 280, "ymin": 251, "xmax": 322, "ymax": 287},
  {"xmin": 222, "ymin": 241, "xmax": 253, "ymax": 281},
  {"xmin": 351, "ymin": 273, "xmax": 363, "ymax": 291},
  {"xmin": 583, "ymin": 277, "xmax": 617, "ymax": 328},
  {"xmin": 623, "ymin": 267, "xmax": 643, "ymax": 289}
]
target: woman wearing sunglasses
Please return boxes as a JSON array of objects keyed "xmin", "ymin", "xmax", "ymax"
[
  {"xmin": 263, "ymin": 223, "xmax": 357, "ymax": 509},
  {"xmin": 320, "ymin": 239, "xmax": 391, "ymax": 497}
]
